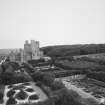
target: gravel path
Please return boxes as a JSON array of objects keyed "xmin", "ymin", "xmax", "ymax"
[{"xmin": 62, "ymin": 80, "xmax": 100, "ymax": 103}]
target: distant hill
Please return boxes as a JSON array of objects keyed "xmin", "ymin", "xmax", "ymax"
[
  {"xmin": 0, "ymin": 49, "xmax": 11, "ymax": 55},
  {"xmin": 41, "ymin": 44, "xmax": 105, "ymax": 57},
  {"xmin": 0, "ymin": 49, "xmax": 19, "ymax": 55}
]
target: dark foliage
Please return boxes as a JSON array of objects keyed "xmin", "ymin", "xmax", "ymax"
[
  {"xmin": 31, "ymin": 71, "xmax": 55, "ymax": 86},
  {"xmin": 6, "ymin": 97, "xmax": 17, "ymax": 105},
  {"xmin": 20, "ymin": 63, "xmax": 34, "ymax": 73},
  {"xmin": 14, "ymin": 75, "xmax": 31, "ymax": 83},
  {"xmin": 87, "ymin": 72, "xmax": 105, "ymax": 82},
  {"xmin": 0, "ymin": 92, "xmax": 3, "ymax": 104},
  {"xmin": 28, "ymin": 59, "xmax": 45, "ymax": 66},
  {"xmin": 0, "ymin": 72, "xmax": 32, "ymax": 85},
  {"xmin": 1, "ymin": 62, "xmax": 19, "ymax": 74},
  {"xmin": 15, "ymin": 90, "xmax": 28, "ymax": 100},
  {"xmin": 54, "ymin": 89, "xmax": 84, "ymax": 105},
  {"xmin": 29, "ymin": 94, "xmax": 39, "ymax": 100},
  {"xmin": 35, "ymin": 81, "xmax": 43, "ymax": 87},
  {"xmin": 41, "ymin": 44, "xmax": 105, "ymax": 57},
  {"xmin": 54, "ymin": 56, "xmax": 74, "ymax": 61},
  {"xmin": 0, "ymin": 72, "xmax": 15, "ymax": 85},
  {"xmin": 51, "ymin": 81, "xmax": 65, "ymax": 91},
  {"xmin": 9, "ymin": 62, "xmax": 20, "ymax": 70},
  {"xmin": 78, "ymin": 56, "xmax": 105, "ymax": 65},
  {"xmin": 7, "ymin": 90, "xmax": 15, "ymax": 97},
  {"xmin": 54, "ymin": 59, "xmax": 105, "ymax": 75},
  {"xmin": 25, "ymin": 88, "xmax": 34, "ymax": 92}
]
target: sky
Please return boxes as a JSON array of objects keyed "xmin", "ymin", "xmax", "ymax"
[{"xmin": 0, "ymin": 0, "xmax": 105, "ymax": 48}]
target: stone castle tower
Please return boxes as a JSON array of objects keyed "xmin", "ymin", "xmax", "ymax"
[{"xmin": 21, "ymin": 40, "xmax": 43, "ymax": 62}]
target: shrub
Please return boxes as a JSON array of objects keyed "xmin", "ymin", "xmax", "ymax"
[
  {"xmin": 15, "ymin": 90, "xmax": 28, "ymax": 100},
  {"xmin": 54, "ymin": 89, "xmax": 83, "ymax": 105},
  {"xmin": 31, "ymin": 71, "xmax": 55, "ymax": 86},
  {"xmin": 51, "ymin": 81, "xmax": 65, "ymax": 91},
  {"xmin": 0, "ymin": 72, "xmax": 15, "ymax": 85},
  {"xmin": 0, "ymin": 71, "xmax": 32, "ymax": 85}
]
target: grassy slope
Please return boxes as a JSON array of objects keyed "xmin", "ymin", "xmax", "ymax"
[{"xmin": 41, "ymin": 44, "xmax": 105, "ymax": 57}]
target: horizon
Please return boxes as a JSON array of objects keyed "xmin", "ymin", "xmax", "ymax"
[
  {"xmin": 0, "ymin": 0, "xmax": 105, "ymax": 49},
  {"xmin": 0, "ymin": 42, "xmax": 105, "ymax": 50}
]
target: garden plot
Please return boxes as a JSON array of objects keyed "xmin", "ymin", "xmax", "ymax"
[{"xmin": 0, "ymin": 82, "xmax": 48, "ymax": 105}]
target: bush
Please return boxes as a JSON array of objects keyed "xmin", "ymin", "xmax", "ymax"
[
  {"xmin": 0, "ymin": 71, "xmax": 32, "ymax": 85},
  {"xmin": 51, "ymin": 81, "xmax": 65, "ymax": 91},
  {"xmin": 54, "ymin": 89, "xmax": 83, "ymax": 105},
  {"xmin": 14, "ymin": 75, "xmax": 30, "ymax": 84},
  {"xmin": 31, "ymin": 71, "xmax": 55, "ymax": 86},
  {"xmin": 0, "ymin": 72, "xmax": 15, "ymax": 85}
]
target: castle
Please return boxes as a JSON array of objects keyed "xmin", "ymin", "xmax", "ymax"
[{"xmin": 9, "ymin": 40, "xmax": 43, "ymax": 62}]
